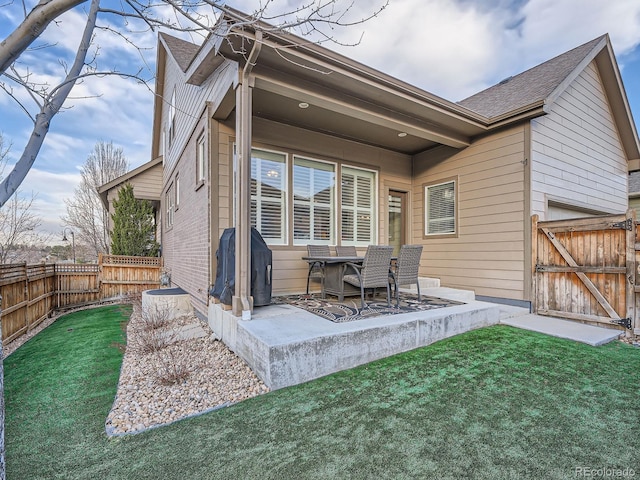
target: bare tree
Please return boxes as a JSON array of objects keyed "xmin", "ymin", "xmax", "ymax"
[
  {"xmin": 0, "ymin": 134, "xmax": 46, "ymax": 264},
  {"xmin": 0, "ymin": 193, "xmax": 44, "ymax": 264},
  {"xmin": 63, "ymin": 140, "xmax": 129, "ymax": 258},
  {"xmin": 0, "ymin": 0, "xmax": 388, "ymax": 206}
]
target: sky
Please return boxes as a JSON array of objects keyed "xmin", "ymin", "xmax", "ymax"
[{"xmin": 1, "ymin": 0, "xmax": 640, "ymax": 241}]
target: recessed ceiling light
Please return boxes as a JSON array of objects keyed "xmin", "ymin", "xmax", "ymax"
[
  {"xmin": 298, "ymin": 102, "xmax": 309, "ymax": 109},
  {"xmin": 397, "ymin": 132, "xmax": 407, "ymax": 137}
]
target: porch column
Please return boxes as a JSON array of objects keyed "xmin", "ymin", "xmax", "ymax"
[{"xmin": 233, "ymin": 32, "xmax": 262, "ymax": 319}]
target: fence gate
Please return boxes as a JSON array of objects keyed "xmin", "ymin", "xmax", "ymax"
[{"xmin": 532, "ymin": 211, "xmax": 636, "ymax": 331}]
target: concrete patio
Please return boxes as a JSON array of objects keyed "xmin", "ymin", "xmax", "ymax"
[
  {"xmin": 209, "ymin": 286, "xmax": 501, "ymax": 390},
  {"xmin": 207, "ymin": 280, "xmax": 626, "ymax": 390}
]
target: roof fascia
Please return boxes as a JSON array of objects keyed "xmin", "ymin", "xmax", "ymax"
[
  {"xmin": 544, "ymin": 36, "xmax": 607, "ymax": 110},
  {"xmin": 595, "ymin": 40, "xmax": 640, "ymax": 162},
  {"xmin": 543, "ymin": 35, "xmax": 640, "ymax": 161},
  {"xmin": 151, "ymin": 38, "xmax": 168, "ymax": 160}
]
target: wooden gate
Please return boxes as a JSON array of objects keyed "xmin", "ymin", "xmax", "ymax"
[{"xmin": 532, "ymin": 211, "xmax": 636, "ymax": 331}]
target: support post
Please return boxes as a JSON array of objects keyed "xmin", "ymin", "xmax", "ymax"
[{"xmin": 233, "ymin": 31, "xmax": 262, "ymax": 319}]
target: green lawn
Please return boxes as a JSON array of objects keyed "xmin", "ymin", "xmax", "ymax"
[{"xmin": 5, "ymin": 305, "xmax": 640, "ymax": 479}]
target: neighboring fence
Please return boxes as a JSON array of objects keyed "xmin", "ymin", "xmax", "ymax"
[
  {"xmin": 532, "ymin": 211, "xmax": 637, "ymax": 333},
  {"xmin": 0, "ymin": 255, "xmax": 162, "ymax": 345}
]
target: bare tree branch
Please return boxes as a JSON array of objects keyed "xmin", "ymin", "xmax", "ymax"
[
  {"xmin": 0, "ymin": 0, "xmax": 100, "ymax": 205},
  {"xmin": 0, "ymin": 0, "xmax": 89, "ymax": 74}
]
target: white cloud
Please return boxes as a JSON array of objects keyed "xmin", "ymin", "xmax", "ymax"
[
  {"xmin": 330, "ymin": 0, "xmax": 640, "ymax": 100},
  {"xmin": 3, "ymin": 0, "xmax": 640, "ymax": 242},
  {"xmin": 12, "ymin": 167, "xmax": 82, "ymax": 237}
]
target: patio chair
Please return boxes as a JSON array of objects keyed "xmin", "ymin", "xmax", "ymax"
[
  {"xmin": 306, "ymin": 244, "xmax": 331, "ymax": 298},
  {"xmin": 342, "ymin": 245, "xmax": 394, "ymax": 308},
  {"xmin": 335, "ymin": 245, "xmax": 358, "ymax": 256},
  {"xmin": 390, "ymin": 245, "xmax": 423, "ymax": 306}
]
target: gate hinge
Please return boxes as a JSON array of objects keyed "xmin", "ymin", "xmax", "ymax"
[
  {"xmin": 612, "ymin": 318, "xmax": 632, "ymax": 329},
  {"xmin": 612, "ymin": 219, "xmax": 634, "ymax": 231}
]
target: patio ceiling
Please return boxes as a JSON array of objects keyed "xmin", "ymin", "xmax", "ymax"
[{"xmin": 210, "ymin": 31, "xmax": 491, "ymax": 155}]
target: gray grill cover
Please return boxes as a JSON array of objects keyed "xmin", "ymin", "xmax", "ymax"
[{"xmin": 210, "ymin": 227, "xmax": 273, "ymax": 306}]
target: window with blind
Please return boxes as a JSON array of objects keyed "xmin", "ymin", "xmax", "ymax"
[
  {"xmin": 293, "ymin": 157, "xmax": 336, "ymax": 245},
  {"xmin": 250, "ymin": 149, "xmax": 287, "ymax": 244},
  {"xmin": 341, "ymin": 166, "xmax": 376, "ymax": 246},
  {"xmin": 196, "ymin": 135, "xmax": 205, "ymax": 184},
  {"xmin": 165, "ymin": 183, "xmax": 174, "ymax": 228},
  {"xmin": 425, "ymin": 179, "xmax": 456, "ymax": 235}
]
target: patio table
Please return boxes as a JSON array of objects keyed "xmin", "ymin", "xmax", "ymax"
[
  {"xmin": 302, "ymin": 256, "xmax": 364, "ymax": 300},
  {"xmin": 302, "ymin": 255, "xmax": 397, "ymax": 301}
]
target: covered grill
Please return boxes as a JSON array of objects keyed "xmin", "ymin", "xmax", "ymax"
[{"xmin": 211, "ymin": 227, "xmax": 273, "ymax": 307}]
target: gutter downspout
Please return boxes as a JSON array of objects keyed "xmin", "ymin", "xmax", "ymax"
[{"xmin": 234, "ymin": 31, "xmax": 262, "ymax": 320}]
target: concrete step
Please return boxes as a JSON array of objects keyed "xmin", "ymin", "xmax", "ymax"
[
  {"xmin": 419, "ymin": 287, "xmax": 475, "ymax": 303},
  {"xmin": 501, "ymin": 314, "xmax": 622, "ymax": 346}
]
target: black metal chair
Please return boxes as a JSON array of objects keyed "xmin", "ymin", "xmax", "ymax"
[
  {"xmin": 306, "ymin": 244, "xmax": 331, "ymax": 297},
  {"xmin": 335, "ymin": 245, "xmax": 357, "ymax": 256},
  {"xmin": 342, "ymin": 245, "xmax": 394, "ymax": 308},
  {"xmin": 390, "ymin": 245, "xmax": 423, "ymax": 306}
]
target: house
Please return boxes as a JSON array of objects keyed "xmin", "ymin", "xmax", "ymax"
[
  {"xmin": 151, "ymin": 9, "xmax": 639, "ymax": 324},
  {"xmin": 98, "ymin": 157, "xmax": 163, "ymax": 240}
]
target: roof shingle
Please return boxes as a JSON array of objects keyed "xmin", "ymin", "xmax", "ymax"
[
  {"xmin": 458, "ymin": 36, "xmax": 606, "ymax": 119},
  {"xmin": 159, "ymin": 32, "xmax": 201, "ymax": 72}
]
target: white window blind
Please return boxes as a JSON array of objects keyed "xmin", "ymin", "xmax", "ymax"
[
  {"xmin": 250, "ymin": 149, "xmax": 287, "ymax": 244},
  {"xmin": 293, "ymin": 157, "xmax": 336, "ymax": 245},
  {"xmin": 341, "ymin": 166, "xmax": 376, "ymax": 246},
  {"xmin": 425, "ymin": 180, "xmax": 456, "ymax": 235}
]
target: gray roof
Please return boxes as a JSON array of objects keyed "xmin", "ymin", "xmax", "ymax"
[
  {"xmin": 458, "ymin": 36, "xmax": 606, "ymax": 119},
  {"xmin": 159, "ymin": 33, "xmax": 201, "ymax": 72}
]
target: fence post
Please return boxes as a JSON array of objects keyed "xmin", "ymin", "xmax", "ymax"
[
  {"xmin": 0, "ymin": 294, "xmax": 6, "ymax": 480},
  {"xmin": 531, "ymin": 215, "xmax": 539, "ymax": 314},
  {"xmin": 627, "ymin": 209, "xmax": 638, "ymax": 335}
]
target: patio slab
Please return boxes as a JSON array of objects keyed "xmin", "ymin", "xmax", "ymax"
[
  {"xmin": 501, "ymin": 313, "xmax": 622, "ymax": 346},
  {"xmin": 210, "ymin": 299, "xmax": 501, "ymax": 390}
]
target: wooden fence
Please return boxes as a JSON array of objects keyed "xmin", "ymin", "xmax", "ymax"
[
  {"xmin": 0, "ymin": 255, "xmax": 162, "ymax": 345},
  {"xmin": 532, "ymin": 211, "xmax": 638, "ymax": 333}
]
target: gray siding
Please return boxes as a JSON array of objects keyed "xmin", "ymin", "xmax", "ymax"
[{"xmin": 530, "ymin": 61, "xmax": 628, "ymax": 218}]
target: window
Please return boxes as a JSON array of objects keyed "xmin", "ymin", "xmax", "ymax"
[
  {"xmin": 165, "ymin": 183, "xmax": 175, "ymax": 228},
  {"xmin": 168, "ymin": 88, "xmax": 176, "ymax": 146},
  {"xmin": 425, "ymin": 179, "xmax": 456, "ymax": 235},
  {"xmin": 175, "ymin": 173, "xmax": 180, "ymax": 210},
  {"xmin": 250, "ymin": 149, "xmax": 287, "ymax": 244},
  {"xmin": 196, "ymin": 135, "xmax": 206, "ymax": 184},
  {"xmin": 341, "ymin": 166, "xmax": 376, "ymax": 246},
  {"xmin": 293, "ymin": 157, "xmax": 336, "ymax": 245}
]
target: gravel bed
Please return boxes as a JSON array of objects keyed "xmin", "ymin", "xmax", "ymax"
[{"xmin": 106, "ymin": 309, "xmax": 269, "ymax": 436}]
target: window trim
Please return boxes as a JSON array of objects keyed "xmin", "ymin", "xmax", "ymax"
[{"xmin": 423, "ymin": 177, "xmax": 458, "ymax": 238}]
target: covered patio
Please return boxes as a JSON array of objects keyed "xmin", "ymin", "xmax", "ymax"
[{"xmin": 197, "ymin": 11, "xmax": 490, "ymax": 318}]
